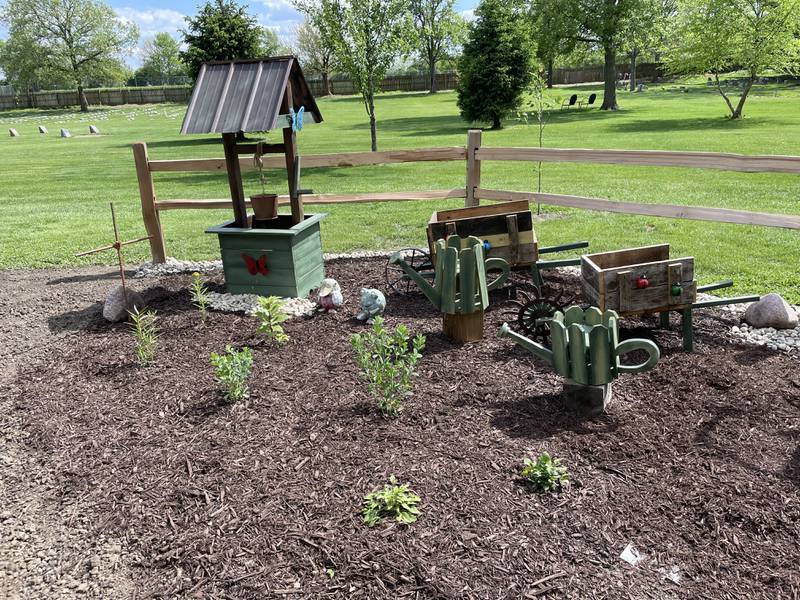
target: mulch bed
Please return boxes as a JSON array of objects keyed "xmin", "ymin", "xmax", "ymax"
[{"xmin": 14, "ymin": 258, "xmax": 800, "ymax": 599}]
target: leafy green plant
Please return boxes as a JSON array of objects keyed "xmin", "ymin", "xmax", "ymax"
[
  {"xmin": 362, "ymin": 476, "xmax": 422, "ymax": 527},
  {"xmin": 252, "ymin": 296, "xmax": 289, "ymax": 345},
  {"xmin": 210, "ymin": 345, "xmax": 254, "ymax": 402},
  {"xmin": 128, "ymin": 307, "xmax": 158, "ymax": 365},
  {"xmin": 520, "ymin": 452, "xmax": 569, "ymax": 492},
  {"xmin": 350, "ymin": 316, "xmax": 425, "ymax": 417},
  {"xmin": 190, "ymin": 272, "xmax": 209, "ymax": 323}
]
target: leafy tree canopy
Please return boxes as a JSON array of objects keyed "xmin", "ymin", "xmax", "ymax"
[
  {"xmin": 0, "ymin": 0, "xmax": 138, "ymax": 109},
  {"xmin": 181, "ymin": 0, "xmax": 267, "ymax": 79}
]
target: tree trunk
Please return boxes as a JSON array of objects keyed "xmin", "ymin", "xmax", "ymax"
[
  {"xmin": 600, "ymin": 43, "xmax": 618, "ymax": 110},
  {"xmin": 629, "ymin": 49, "xmax": 638, "ymax": 92},
  {"xmin": 731, "ymin": 76, "xmax": 755, "ymax": 119},
  {"xmin": 546, "ymin": 58, "xmax": 554, "ymax": 88},
  {"xmin": 429, "ymin": 57, "xmax": 437, "ymax": 94},
  {"xmin": 77, "ymin": 82, "xmax": 89, "ymax": 112},
  {"xmin": 367, "ymin": 91, "xmax": 378, "ymax": 152},
  {"xmin": 491, "ymin": 114, "xmax": 502, "ymax": 130},
  {"xmin": 322, "ymin": 71, "xmax": 332, "ymax": 96}
]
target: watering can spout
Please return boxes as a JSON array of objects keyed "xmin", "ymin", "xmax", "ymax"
[
  {"xmin": 389, "ymin": 251, "xmax": 439, "ymax": 305},
  {"xmin": 498, "ymin": 323, "xmax": 554, "ymax": 364}
]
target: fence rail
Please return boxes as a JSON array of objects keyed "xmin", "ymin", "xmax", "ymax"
[{"xmin": 132, "ymin": 131, "xmax": 799, "ymax": 264}]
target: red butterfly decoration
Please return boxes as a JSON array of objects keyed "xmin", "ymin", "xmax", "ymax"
[{"xmin": 242, "ymin": 253, "xmax": 268, "ymax": 276}]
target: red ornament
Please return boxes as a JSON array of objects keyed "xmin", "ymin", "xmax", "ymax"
[{"xmin": 635, "ymin": 275, "xmax": 649, "ymax": 289}]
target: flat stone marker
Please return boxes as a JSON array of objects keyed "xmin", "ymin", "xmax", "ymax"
[
  {"xmin": 9, "ymin": 128, "xmax": 19, "ymax": 137},
  {"xmin": 60, "ymin": 128, "xmax": 71, "ymax": 138},
  {"xmin": 89, "ymin": 125, "xmax": 99, "ymax": 134},
  {"xmin": 39, "ymin": 126, "xmax": 48, "ymax": 134}
]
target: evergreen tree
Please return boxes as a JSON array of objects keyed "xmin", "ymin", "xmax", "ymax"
[
  {"xmin": 456, "ymin": 0, "xmax": 533, "ymax": 129},
  {"xmin": 181, "ymin": 0, "xmax": 264, "ymax": 79}
]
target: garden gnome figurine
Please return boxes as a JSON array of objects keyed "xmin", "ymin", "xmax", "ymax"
[
  {"xmin": 356, "ymin": 288, "xmax": 386, "ymax": 323},
  {"xmin": 316, "ymin": 278, "xmax": 343, "ymax": 312}
]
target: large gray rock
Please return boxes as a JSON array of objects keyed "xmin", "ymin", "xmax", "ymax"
[
  {"xmin": 744, "ymin": 293, "xmax": 798, "ymax": 330},
  {"xmin": 102, "ymin": 285, "xmax": 144, "ymax": 322}
]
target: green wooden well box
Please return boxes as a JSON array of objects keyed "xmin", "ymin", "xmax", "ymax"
[{"xmin": 206, "ymin": 213, "xmax": 326, "ymax": 298}]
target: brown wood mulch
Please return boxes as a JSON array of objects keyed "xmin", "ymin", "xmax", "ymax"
[{"xmin": 13, "ymin": 258, "xmax": 800, "ymax": 599}]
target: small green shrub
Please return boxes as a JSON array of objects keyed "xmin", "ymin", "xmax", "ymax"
[
  {"xmin": 190, "ymin": 272, "xmax": 209, "ymax": 323},
  {"xmin": 210, "ymin": 345, "xmax": 254, "ymax": 402},
  {"xmin": 520, "ymin": 452, "xmax": 569, "ymax": 492},
  {"xmin": 362, "ymin": 476, "xmax": 421, "ymax": 527},
  {"xmin": 350, "ymin": 316, "xmax": 425, "ymax": 417},
  {"xmin": 128, "ymin": 307, "xmax": 158, "ymax": 365},
  {"xmin": 253, "ymin": 296, "xmax": 289, "ymax": 345}
]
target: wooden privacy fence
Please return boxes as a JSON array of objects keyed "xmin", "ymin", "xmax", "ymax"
[{"xmin": 133, "ymin": 130, "xmax": 800, "ymax": 263}]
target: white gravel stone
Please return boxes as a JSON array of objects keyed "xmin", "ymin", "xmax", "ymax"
[{"xmin": 206, "ymin": 291, "xmax": 315, "ymax": 318}]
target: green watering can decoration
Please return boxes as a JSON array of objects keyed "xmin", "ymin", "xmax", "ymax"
[
  {"xmin": 389, "ymin": 235, "xmax": 509, "ymax": 342},
  {"xmin": 499, "ymin": 306, "xmax": 660, "ymax": 411}
]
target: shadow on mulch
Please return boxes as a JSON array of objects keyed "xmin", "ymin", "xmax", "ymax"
[{"xmin": 489, "ymin": 393, "xmax": 620, "ymax": 441}]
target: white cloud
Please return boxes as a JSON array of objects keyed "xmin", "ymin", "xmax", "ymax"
[
  {"xmin": 115, "ymin": 7, "xmax": 186, "ymax": 38},
  {"xmin": 460, "ymin": 9, "xmax": 475, "ymax": 21}
]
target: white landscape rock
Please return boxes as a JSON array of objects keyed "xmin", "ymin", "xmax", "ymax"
[
  {"xmin": 206, "ymin": 292, "xmax": 315, "ymax": 318},
  {"xmin": 102, "ymin": 285, "xmax": 144, "ymax": 322},
  {"xmin": 743, "ymin": 293, "xmax": 799, "ymax": 329}
]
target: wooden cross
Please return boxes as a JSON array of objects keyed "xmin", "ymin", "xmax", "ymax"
[{"xmin": 75, "ymin": 203, "xmax": 151, "ymax": 306}]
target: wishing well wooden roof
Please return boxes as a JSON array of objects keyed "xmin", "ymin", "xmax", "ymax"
[{"xmin": 180, "ymin": 57, "xmax": 322, "ymax": 134}]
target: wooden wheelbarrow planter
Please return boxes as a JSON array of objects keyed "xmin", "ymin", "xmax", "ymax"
[
  {"xmin": 426, "ymin": 200, "xmax": 589, "ymax": 286},
  {"xmin": 582, "ymin": 243, "xmax": 759, "ymax": 351}
]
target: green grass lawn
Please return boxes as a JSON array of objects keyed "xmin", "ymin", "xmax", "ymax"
[{"xmin": 1, "ymin": 81, "xmax": 799, "ymax": 301}]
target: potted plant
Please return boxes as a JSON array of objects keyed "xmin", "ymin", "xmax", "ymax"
[{"xmin": 251, "ymin": 141, "xmax": 279, "ymax": 220}]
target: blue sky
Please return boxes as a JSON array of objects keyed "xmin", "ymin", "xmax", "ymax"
[{"xmin": 112, "ymin": 0, "xmax": 478, "ymax": 66}]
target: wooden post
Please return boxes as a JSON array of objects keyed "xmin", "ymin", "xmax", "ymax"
[
  {"xmin": 465, "ymin": 129, "xmax": 482, "ymax": 207},
  {"xmin": 132, "ymin": 142, "xmax": 166, "ymax": 263},
  {"xmin": 281, "ymin": 80, "xmax": 304, "ymax": 225},
  {"xmin": 222, "ymin": 132, "xmax": 248, "ymax": 228}
]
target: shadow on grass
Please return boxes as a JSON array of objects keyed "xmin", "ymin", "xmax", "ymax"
[{"xmin": 344, "ymin": 113, "xmax": 468, "ymax": 137}]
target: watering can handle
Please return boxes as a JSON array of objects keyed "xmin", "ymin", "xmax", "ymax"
[
  {"xmin": 484, "ymin": 258, "xmax": 510, "ymax": 291},
  {"xmin": 615, "ymin": 339, "xmax": 660, "ymax": 374}
]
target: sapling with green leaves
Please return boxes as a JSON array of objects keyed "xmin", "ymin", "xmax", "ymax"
[
  {"xmin": 520, "ymin": 452, "xmax": 569, "ymax": 492},
  {"xmin": 128, "ymin": 307, "xmax": 158, "ymax": 365},
  {"xmin": 362, "ymin": 475, "xmax": 422, "ymax": 527},
  {"xmin": 210, "ymin": 345, "xmax": 254, "ymax": 402},
  {"xmin": 253, "ymin": 296, "xmax": 289, "ymax": 345},
  {"xmin": 190, "ymin": 271, "xmax": 209, "ymax": 323},
  {"xmin": 350, "ymin": 316, "xmax": 425, "ymax": 417}
]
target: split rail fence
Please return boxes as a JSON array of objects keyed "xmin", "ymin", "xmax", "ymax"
[{"xmin": 133, "ymin": 130, "xmax": 800, "ymax": 263}]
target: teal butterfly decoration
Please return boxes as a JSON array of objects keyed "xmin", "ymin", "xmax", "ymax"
[{"xmin": 290, "ymin": 106, "xmax": 305, "ymax": 132}]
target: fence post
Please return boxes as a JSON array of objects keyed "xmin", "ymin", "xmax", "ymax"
[
  {"xmin": 465, "ymin": 129, "xmax": 482, "ymax": 207},
  {"xmin": 132, "ymin": 142, "xmax": 167, "ymax": 263}
]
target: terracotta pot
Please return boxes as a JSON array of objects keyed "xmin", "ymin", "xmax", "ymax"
[{"xmin": 250, "ymin": 193, "xmax": 279, "ymax": 220}]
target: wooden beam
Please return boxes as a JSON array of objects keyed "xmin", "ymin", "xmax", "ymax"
[
  {"xmin": 222, "ymin": 132, "xmax": 248, "ymax": 227},
  {"xmin": 235, "ymin": 142, "xmax": 285, "ymax": 155},
  {"xmin": 466, "ymin": 130, "xmax": 481, "ymax": 207},
  {"xmin": 132, "ymin": 142, "xmax": 166, "ymax": 263},
  {"xmin": 154, "ymin": 189, "xmax": 466, "ymax": 210},
  {"xmin": 281, "ymin": 82, "xmax": 303, "ymax": 225},
  {"xmin": 474, "ymin": 188, "xmax": 800, "ymax": 230},
  {"xmin": 474, "ymin": 147, "xmax": 800, "ymax": 174},
  {"xmin": 147, "ymin": 147, "xmax": 467, "ymax": 172}
]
